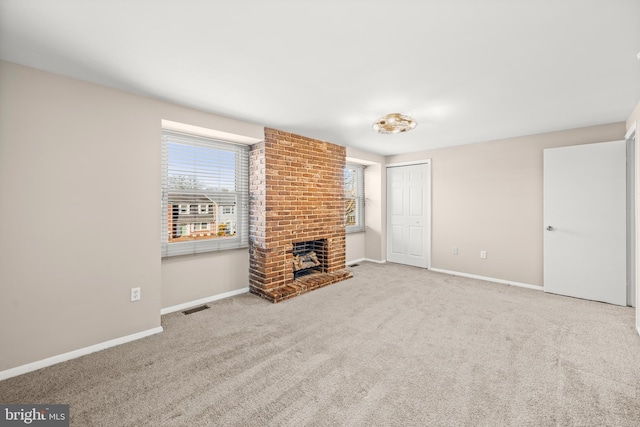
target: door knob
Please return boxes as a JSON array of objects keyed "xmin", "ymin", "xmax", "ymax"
[{"xmin": 546, "ymin": 226, "xmax": 553, "ymax": 231}]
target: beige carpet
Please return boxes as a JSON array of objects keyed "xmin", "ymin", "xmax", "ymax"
[{"xmin": 1, "ymin": 262, "xmax": 639, "ymax": 426}]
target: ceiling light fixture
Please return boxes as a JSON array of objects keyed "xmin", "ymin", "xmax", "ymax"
[{"xmin": 372, "ymin": 113, "xmax": 417, "ymax": 134}]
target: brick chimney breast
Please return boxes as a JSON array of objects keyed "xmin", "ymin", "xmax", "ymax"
[{"xmin": 248, "ymin": 128, "xmax": 352, "ymax": 302}]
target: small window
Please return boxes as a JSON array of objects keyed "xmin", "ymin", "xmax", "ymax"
[
  {"xmin": 345, "ymin": 163, "xmax": 365, "ymax": 233},
  {"xmin": 179, "ymin": 204, "xmax": 190, "ymax": 214},
  {"xmin": 198, "ymin": 204, "xmax": 209, "ymax": 214},
  {"xmin": 222, "ymin": 206, "xmax": 235, "ymax": 215},
  {"xmin": 192, "ymin": 222, "xmax": 210, "ymax": 231}
]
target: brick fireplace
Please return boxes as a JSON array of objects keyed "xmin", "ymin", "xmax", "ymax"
[{"xmin": 249, "ymin": 128, "xmax": 352, "ymax": 302}]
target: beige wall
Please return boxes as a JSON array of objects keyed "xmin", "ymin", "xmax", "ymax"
[
  {"xmin": 346, "ymin": 232, "xmax": 365, "ymax": 263},
  {"xmin": 161, "ymin": 250, "xmax": 250, "ymax": 308},
  {"xmin": 346, "ymin": 147, "xmax": 386, "ymax": 263},
  {"xmin": 386, "ymin": 123, "xmax": 626, "ymax": 286},
  {"xmin": 0, "ymin": 61, "xmax": 263, "ymax": 371}
]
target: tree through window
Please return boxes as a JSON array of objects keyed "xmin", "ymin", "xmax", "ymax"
[{"xmin": 344, "ymin": 163, "xmax": 365, "ymax": 233}]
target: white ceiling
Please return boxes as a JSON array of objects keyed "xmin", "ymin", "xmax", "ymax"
[{"xmin": 1, "ymin": 0, "xmax": 639, "ymax": 155}]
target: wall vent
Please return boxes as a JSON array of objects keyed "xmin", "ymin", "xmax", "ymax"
[{"xmin": 182, "ymin": 305, "xmax": 210, "ymax": 315}]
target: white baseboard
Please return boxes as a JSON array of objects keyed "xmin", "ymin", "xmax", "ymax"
[
  {"xmin": 347, "ymin": 258, "xmax": 386, "ymax": 266},
  {"xmin": 160, "ymin": 287, "xmax": 249, "ymax": 315},
  {"xmin": 0, "ymin": 326, "xmax": 164, "ymax": 382},
  {"xmin": 429, "ymin": 268, "xmax": 542, "ymax": 291}
]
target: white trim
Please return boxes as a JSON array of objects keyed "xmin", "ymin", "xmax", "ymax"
[
  {"xmin": 426, "ymin": 164, "xmax": 432, "ymax": 269},
  {"xmin": 347, "ymin": 258, "xmax": 386, "ymax": 266},
  {"xmin": 160, "ymin": 287, "xmax": 249, "ymax": 315},
  {"xmin": 386, "ymin": 159, "xmax": 431, "ymax": 168},
  {"xmin": 0, "ymin": 326, "xmax": 164, "ymax": 381},
  {"xmin": 627, "ymin": 125, "xmax": 638, "ymax": 310},
  {"xmin": 429, "ymin": 268, "xmax": 542, "ymax": 291},
  {"xmin": 346, "ymin": 157, "xmax": 377, "ymax": 166},
  {"xmin": 625, "ymin": 120, "xmax": 637, "ymax": 140},
  {"xmin": 161, "ymin": 119, "xmax": 262, "ymax": 145},
  {"xmin": 632, "ymin": 120, "xmax": 640, "ymax": 332}
]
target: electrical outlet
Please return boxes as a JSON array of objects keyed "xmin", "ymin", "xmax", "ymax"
[
  {"xmin": 452, "ymin": 247, "xmax": 458, "ymax": 255},
  {"xmin": 480, "ymin": 251, "xmax": 487, "ymax": 259},
  {"xmin": 131, "ymin": 287, "xmax": 141, "ymax": 302}
]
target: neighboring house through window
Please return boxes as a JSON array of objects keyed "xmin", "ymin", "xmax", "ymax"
[
  {"xmin": 161, "ymin": 130, "xmax": 249, "ymax": 256},
  {"xmin": 345, "ymin": 163, "xmax": 365, "ymax": 233}
]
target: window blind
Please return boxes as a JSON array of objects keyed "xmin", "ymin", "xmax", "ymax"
[
  {"xmin": 345, "ymin": 163, "xmax": 365, "ymax": 233},
  {"xmin": 161, "ymin": 130, "xmax": 249, "ymax": 257}
]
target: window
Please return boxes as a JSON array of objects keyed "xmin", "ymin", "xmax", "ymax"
[
  {"xmin": 222, "ymin": 206, "xmax": 235, "ymax": 215},
  {"xmin": 161, "ymin": 130, "xmax": 249, "ymax": 257},
  {"xmin": 192, "ymin": 222, "xmax": 210, "ymax": 231},
  {"xmin": 344, "ymin": 163, "xmax": 365, "ymax": 233}
]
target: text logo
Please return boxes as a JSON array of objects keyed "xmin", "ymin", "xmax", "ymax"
[{"xmin": 0, "ymin": 405, "xmax": 69, "ymax": 426}]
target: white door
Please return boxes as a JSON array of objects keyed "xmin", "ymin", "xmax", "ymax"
[
  {"xmin": 387, "ymin": 162, "xmax": 430, "ymax": 268},
  {"xmin": 543, "ymin": 140, "xmax": 626, "ymax": 305}
]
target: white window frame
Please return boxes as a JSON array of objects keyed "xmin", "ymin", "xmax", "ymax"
[
  {"xmin": 192, "ymin": 222, "xmax": 210, "ymax": 232},
  {"xmin": 345, "ymin": 163, "xmax": 365, "ymax": 233},
  {"xmin": 161, "ymin": 130, "xmax": 249, "ymax": 257}
]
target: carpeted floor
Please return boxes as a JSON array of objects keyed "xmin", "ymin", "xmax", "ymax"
[{"xmin": 1, "ymin": 262, "xmax": 639, "ymax": 426}]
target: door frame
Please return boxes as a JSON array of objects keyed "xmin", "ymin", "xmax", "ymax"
[
  {"xmin": 626, "ymin": 122, "xmax": 637, "ymax": 309},
  {"xmin": 385, "ymin": 160, "xmax": 432, "ymax": 268},
  {"xmin": 627, "ymin": 121, "xmax": 639, "ymax": 335}
]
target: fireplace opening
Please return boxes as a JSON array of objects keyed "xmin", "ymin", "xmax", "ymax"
[{"xmin": 292, "ymin": 239, "xmax": 327, "ymax": 279}]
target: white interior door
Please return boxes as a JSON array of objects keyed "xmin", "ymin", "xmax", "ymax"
[
  {"xmin": 543, "ymin": 140, "xmax": 626, "ymax": 305},
  {"xmin": 386, "ymin": 162, "xmax": 430, "ymax": 268}
]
